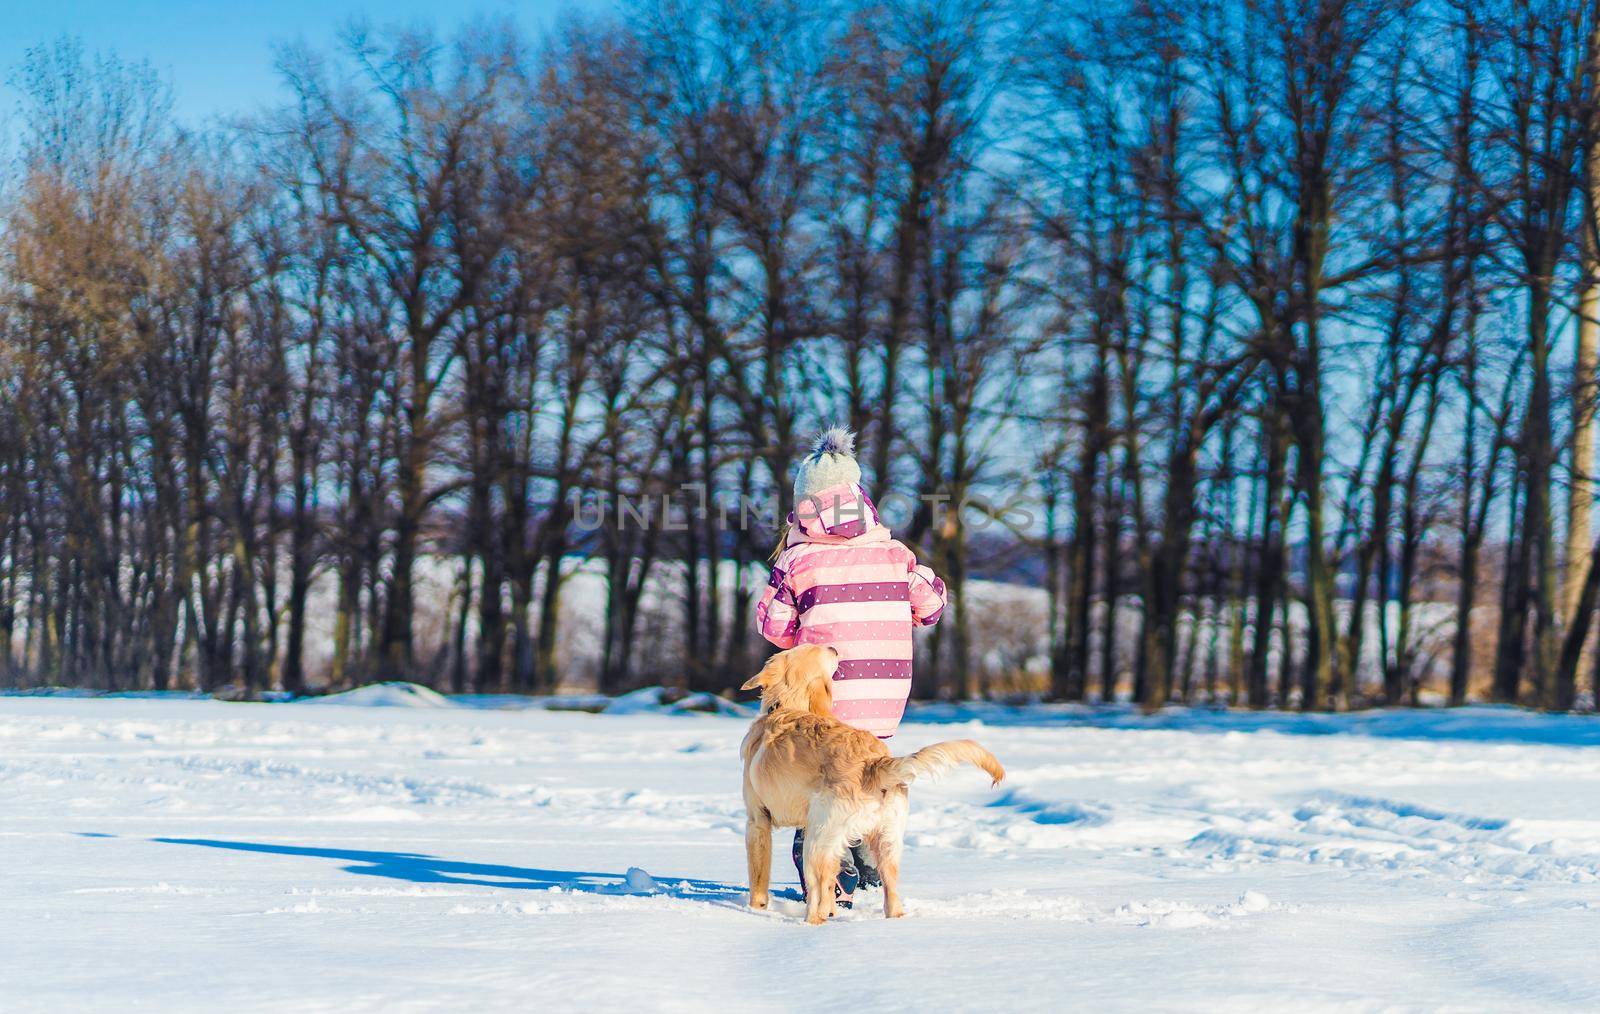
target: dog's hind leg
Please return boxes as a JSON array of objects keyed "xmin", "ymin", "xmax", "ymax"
[
  {"xmin": 803, "ymin": 849, "xmax": 841, "ymax": 925},
  {"xmin": 870, "ymin": 800, "xmax": 908, "ymax": 919},
  {"xmin": 874, "ymin": 835, "xmax": 905, "ymax": 919},
  {"xmin": 802, "ymin": 815, "xmax": 844, "ymax": 925},
  {"xmin": 746, "ymin": 809, "xmax": 772, "ymax": 910}
]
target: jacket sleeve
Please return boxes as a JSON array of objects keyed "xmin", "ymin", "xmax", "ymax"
[
  {"xmin": 756, "ymin": 560, "xmax": 801, "ymax": 648},
  {"xmin": 908, "ymin": 563, "xmax": 947, "ymax": 627}
]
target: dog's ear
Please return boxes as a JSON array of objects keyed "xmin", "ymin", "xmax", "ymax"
[
  {"xmin": 805, "ymin": 669, "xmax": 833, "ymax": 716},
  {"xmin": 742, "ymin": 653, "xmax": 784, "ymax": 693}
]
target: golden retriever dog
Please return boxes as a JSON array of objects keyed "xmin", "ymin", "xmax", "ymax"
[{"xmin": 740, "ymin": 644, "xmax": 1005, "ymax": 924}]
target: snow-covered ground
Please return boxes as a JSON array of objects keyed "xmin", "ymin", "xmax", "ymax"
[{"xmin": 6, "ymin": 696, "xmax": 1600, "ymax": 1012}]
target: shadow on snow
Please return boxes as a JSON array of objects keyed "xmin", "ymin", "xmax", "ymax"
[{"xmin": 150, "ymin": 837, "xmax": 792, "ymax": 903}]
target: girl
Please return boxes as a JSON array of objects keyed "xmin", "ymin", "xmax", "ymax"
[{"xmin": 755, "ymin": 428, "xmax": 947, "ymax": 909}]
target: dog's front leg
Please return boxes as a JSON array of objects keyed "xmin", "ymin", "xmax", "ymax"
[{"xmin": 745, "ymin": 813, "xmax": 772, "ymax": 910}]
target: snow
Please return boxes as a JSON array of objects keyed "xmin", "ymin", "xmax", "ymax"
[
  {"xmin": 599, "ymin": 686, "xmax": 754, "ymax": 718},
  {"xmin": 297, "ymin": 682, "xmax": 457, "ymax": 709},
  {"xmin": 6, "ymin": 697, "xmax": 1600, "ymax": 1012},
  {"xmin": 287, "ymin": 681, "xmax": 755, "ymax": 718}
]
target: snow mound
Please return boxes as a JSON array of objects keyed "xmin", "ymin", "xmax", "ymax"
[
  {"xmin": 0, "ymin": 687, "xmax": 208, "ymax": 700},
  {"xmin": 1236, "ymin": 890, "xmax": 1271, "ymax": 913},
  {"xmin": 593, "ymin": 867, "xmax": 662, "ymax": 896},
  {"xmin": 299, "ymin": 682, "xmax": 457, "ymax": 709},
  {"xmin": 601, "ymin": 687, "xmax": 752, "ymax": 718}
]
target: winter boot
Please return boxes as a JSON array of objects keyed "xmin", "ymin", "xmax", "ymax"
[{"xmin": 835, "ymin": 844, "xmax": 860, "ymax": 909}]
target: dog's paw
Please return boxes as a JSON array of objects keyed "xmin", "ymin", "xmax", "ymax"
[
  {"xmin": 749, "ymin": 894, "xmax": 769, "ymax": 911},
  {"xmin": 885, "ymin": 903, "xmax": 905, "ymax": 919}
]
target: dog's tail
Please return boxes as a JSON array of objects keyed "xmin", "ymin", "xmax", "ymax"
[{"xmin": 878, "ymin": 739, "xmax": 1004, "ymax": 788}]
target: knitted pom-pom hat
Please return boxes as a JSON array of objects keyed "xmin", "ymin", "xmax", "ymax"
[{"xmin": 793, "ymin": 427, "xmax": 862, "ymax": 502}]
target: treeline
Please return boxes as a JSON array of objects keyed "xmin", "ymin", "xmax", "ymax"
[{"xmin": 1, "ymin": 0, "xmax": 1598, "ymax": 709}]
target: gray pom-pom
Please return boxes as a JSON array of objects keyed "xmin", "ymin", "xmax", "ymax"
[{"xmin": 810, "ymin": 427, "xmax": 856, "ymax": 459}]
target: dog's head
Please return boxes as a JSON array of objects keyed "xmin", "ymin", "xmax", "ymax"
[{"xmin": 741, "ymin": 644, "xmax": 839, "ymax": 716}]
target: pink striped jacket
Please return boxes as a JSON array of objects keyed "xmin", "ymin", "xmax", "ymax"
[{"xmin": 755, "ymin": 482, "xmax": 947, "ymax": 738}]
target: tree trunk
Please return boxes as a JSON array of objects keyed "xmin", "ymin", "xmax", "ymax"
[
  {"xmin": 1247, "ymin": 410, "xmax": 1288, "ymax": 708},
  {"xmin": 1562, "ymin": 163, "xmax": 1600, "ymax": 700}
]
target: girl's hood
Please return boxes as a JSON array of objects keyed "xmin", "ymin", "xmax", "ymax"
[{"xmin": 789, "ymin": 482, "xmax": 889, "ymax": 545}]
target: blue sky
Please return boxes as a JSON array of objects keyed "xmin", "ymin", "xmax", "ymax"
[{"xmin": 0, "ymin": 0, "xmax": 602, "ymax": 125}]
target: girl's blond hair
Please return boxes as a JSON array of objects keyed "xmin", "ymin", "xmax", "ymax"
[{"xmin": 769, "ymin": 520, "xmax": 791, "ymax": 562}]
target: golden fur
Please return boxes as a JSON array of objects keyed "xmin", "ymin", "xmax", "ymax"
[{"xmin": 740, "ymin": 644, "xmax": 1005, "ymax": 924}]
